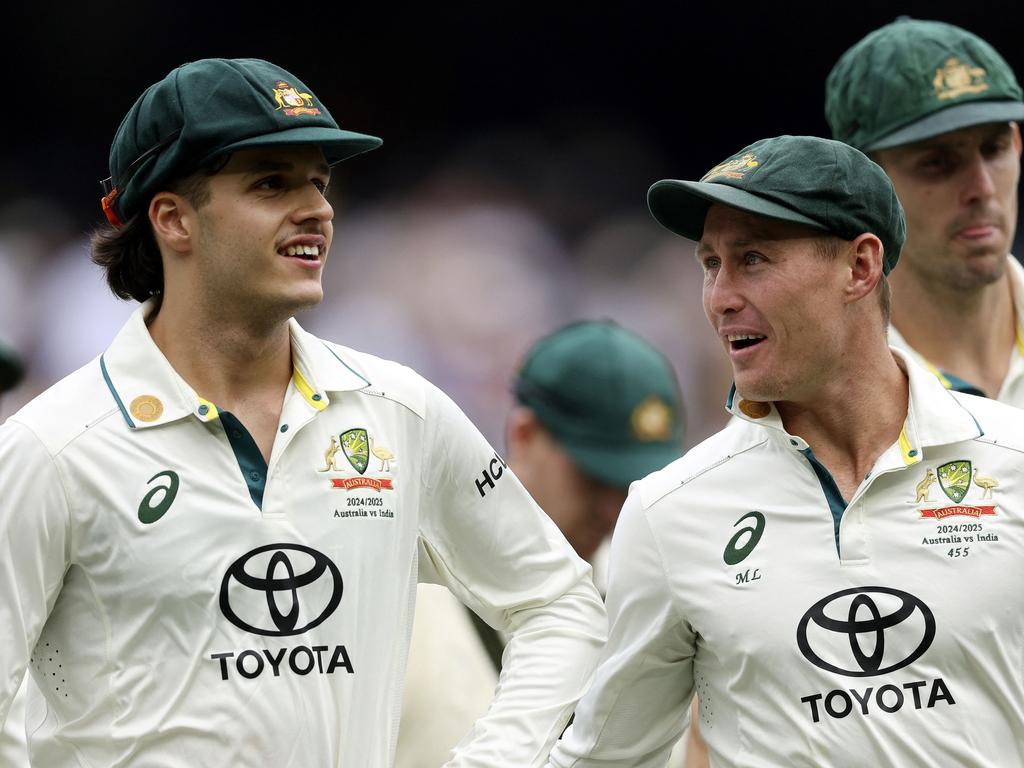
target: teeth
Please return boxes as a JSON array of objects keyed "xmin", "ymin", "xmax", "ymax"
[
  {"xmin": 728, "ymin": 334, "xmax": 766, "ymax": 342},
  {"xmin": 282, "ymin": 245, "xmax": 320, "ymax": 258}
]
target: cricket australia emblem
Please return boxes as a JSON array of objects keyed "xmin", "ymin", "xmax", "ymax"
[
  {"xmin": 272, "ymin": 80, "xmax": 321, "ymax": 116},
  {"xmin": 933, "ymin": 58, "xmax": 988, "ymax": 101},
  {"xmin": 319, "ymin": 429, "xmax": 396, "ymax": 492},
  {"xmin": 937, "ymin": 460, "xmax": 971, "ymax": 503},
  {"xmin": 340, "ymin": 428, "xmax": 369, "ymax": 474},
  {"xmin": 914, "ymin": 461, "xmax": 999, "ymax": 521}
]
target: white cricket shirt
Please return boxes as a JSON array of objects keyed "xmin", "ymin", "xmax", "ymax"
[
  {"xmin": 0, "ymin": 300, "xmax": 606, "ymax": 767},
  {"xmin": 548, "ymin": 351, "xmax": 1024, "ymax": 767}
]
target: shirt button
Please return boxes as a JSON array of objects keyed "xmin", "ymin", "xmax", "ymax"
[
  {"xmin": 249, "ymin": 471, "xmax": 261, "ymax": 482},
  {"xmin": 312, "ymin": 394, "xmax": 322, "ymax": 402},
  {"xmin": 280, "ymin": 424, "xmax": 289, "ymax": 433},
  {"xmin": 198, "ymin": 404, "xmax": 209, "ymax": 416},
  {"xmin": 908, "ymin": 449, "xmax": 918, "ymax": 457},
  {"xmin": 790, "ymin": 439, "xmax": 798, "ymax": 446},
  {"xmin": 231, "ymin": 430, "xmax": 242, "ymax": 439}
]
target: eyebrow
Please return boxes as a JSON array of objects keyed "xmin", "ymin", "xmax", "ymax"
[
  {"xmin": 696, "ymin": 237, "xmax": 763, "ymax": 256},
  {"xmin": 238, "ymin": 158, "xmax": 331, "ymax": 176}
]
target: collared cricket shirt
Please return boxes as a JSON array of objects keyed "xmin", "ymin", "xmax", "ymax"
[
  {"xmin": 0, "ymin": 300, "xmax": 606, "ymax": 768},
  {"xmin": 548, "ymin": 351, "xmax": 1024, "ymax": 768},
  {"xmin": 889, "ymin": 255, "xmax": 1024, "ymax": 405}
]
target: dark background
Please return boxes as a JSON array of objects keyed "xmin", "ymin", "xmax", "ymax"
[{"xmin": 4, "ymin": 2, "xmax": 1022, "ymax": 233}]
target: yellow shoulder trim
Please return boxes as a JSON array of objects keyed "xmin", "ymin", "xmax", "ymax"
[
  {"xmin": 920, "ymin": 359, "xmax": 953, "ymax": 390},
  {"xmin": 898, "ymin": 428, "xmax": 920, "ymax": 466},
  {"xmin": 294, "ymin": 367, "xmax": 328, "ymax": 411},
  {"xmin": 197, "ymin": 396, "xmax": 220, "ymax": 420}
]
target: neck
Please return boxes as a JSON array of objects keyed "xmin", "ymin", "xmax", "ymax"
[
  {"xmin": 146, "ymin": 291, "xmax": 294, "ymax": 410},
  {"xmin": 775, "ymin": 339, "xmax": 908, "ymax": 501},
  {"xmin": 889, "ymin": 261, "xmax": 1015, "ymax": 396}
]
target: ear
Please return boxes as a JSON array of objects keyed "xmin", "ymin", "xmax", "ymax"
[
  {"xmin": 149, "ymin": 191, "xmax": 196, "ymax": 254},
  {"xmin": 505, "ymin": 406, "xmax": 542, "ymax": 458},
  {"xmin": 843, "ymin": 233, "xmax": 884, "ymax": 307},
  {"xmin": 1011, "ymin": 121, "xmax": 1022, "ymax": 157}
]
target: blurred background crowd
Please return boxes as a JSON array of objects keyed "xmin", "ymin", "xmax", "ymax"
[{"xmin": 1, "ymin": 3, "xmax": 1021, "ymax": 451}]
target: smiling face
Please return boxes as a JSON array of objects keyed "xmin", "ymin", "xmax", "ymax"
[
  {"xmin": 697, "ymin": 205, "xmax": 854, "ymax": 404},
  {"xmin": 872, "ymin": 122, "xmax": 1021, "ymax": 291},
  {"xmin": 188, "ymin": 145, "xmax": 334, "ymax": 321}
]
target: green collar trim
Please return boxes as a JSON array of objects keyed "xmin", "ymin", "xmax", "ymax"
[
  {"xmin": 220, "ymin": 411, "xmax": 267, "ymax": 510},
  {"xmin": 800, "ymin": 447, "xmax": 848, "ymax": 558},
  {"xmin": 320, "ymin": 341, "xmax": 371, "ymax": 389},
  {"xmin": 100, "ymin": 354, "xmax": 136, "ymax": 429}
]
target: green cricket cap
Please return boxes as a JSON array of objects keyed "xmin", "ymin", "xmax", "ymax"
[
  {"xmin": 101, "ymin": 58, "xmax": 382, "ymax": 226},
  {"xmin": 513, "ymin": 320, "xmax": 685, "ymax": 488},
  {"xmin": 826, "ymin": 17, "xmax": 1024, "ymax": 151},
  {"xmin": 647, "ymin": 135, "xmax": 906, "ymax": 274},
  {"xmin": 0, "ymin": 339, "xmax": 24, "ymax": 393}
]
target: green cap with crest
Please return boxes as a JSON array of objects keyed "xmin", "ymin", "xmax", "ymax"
[
  {"xmin": 826, "ymin": 17, "xmax": 1024, "ymax": 151},
  {"xmin": 101, "ymin": 58, "xmax": 381, "ymax": 227},
  {"xmin": 513, "ymin": 321, "xmax": 685, "ymax": 488},
  {"xmin": 647, "ymin": 135, "xmax": 905, "ymax": 274}
]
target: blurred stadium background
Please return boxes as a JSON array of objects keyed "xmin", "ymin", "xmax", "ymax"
[{"xmin": 2, "ymin": 2, "xmax": 1021, "ymax": 448}]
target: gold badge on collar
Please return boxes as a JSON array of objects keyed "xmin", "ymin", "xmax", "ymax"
[
  {"xmin": 130, "ymin": 395, "xmax": 163, "ymax": 423},
  {"xmin": 738, "ymin": 399, "xmax": 771, "ymax": 419}
]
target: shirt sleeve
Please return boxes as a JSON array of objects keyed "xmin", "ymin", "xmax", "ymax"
[
  {"xmin": 416, "ymin": 382, "xmax": 608, "ymax": 768},
  {"xmin": 0, "ymin": 420, "xmax": 72, "ymax": 725},
  {"xmin": 546, "ymin": 491, "xmax": 695, "ymax": 768}
]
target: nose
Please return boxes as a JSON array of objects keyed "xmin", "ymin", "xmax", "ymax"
[
  {"xmin": 960, "ymin": 153, "xmax": 997, "ymax": 206},
  {"xmin": 704, "ymin": 261, "xmax": 745, "ymax": 321},
  {"xmin": 292, "ymin": 184, "xmax": 335, "ymax": 225}
]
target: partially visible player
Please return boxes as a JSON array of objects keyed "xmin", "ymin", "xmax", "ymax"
[
  {"xmin": 397, "ymin": 320, "xmax": 686, "ymax": 767},
  {"xmin": 547, "ymin": 135, "xmax": 1024, "ymax": 766},
  {"xmin": 0, "ymin": 339, "xmax": 27, "ymax": 767},
  {"xmin": 827, "ymin": 17, "xmax": 1024, "ymax": 402},
  {"xmin": 0, "ymin": 58, "xmax": 606, "ymax": 767}
]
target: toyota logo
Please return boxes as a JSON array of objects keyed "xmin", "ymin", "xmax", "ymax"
[
  {"xmin": 796, "ymin": 586, "xmax": 935, "ymax": 677},
  {"xmin": 220, "ymin": 543, "xmax": 343, "ymax": 637}
]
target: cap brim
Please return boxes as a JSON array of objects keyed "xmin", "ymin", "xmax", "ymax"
[
  {"xmin": 564, "ymin": 439, "xmax": 683, "ymax": 489},
  {"xmin": 865, "ymin": 101, "xmax": 1024, "ymax": 151},
  {"xmin": 211, "ymin": 126, "xmax": 383, "ymax": 166},
  {"xmin": 647, "ymin": 179, "xmax": 827, "ymax": 242},
  {"xmin": 0, "ymin": 344, "xmax": 24, "ymax": 392}
]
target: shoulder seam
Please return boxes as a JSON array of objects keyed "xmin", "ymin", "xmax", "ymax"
[
  {"xmin": 646, "ymin": 437, "xmax": 770, "ymax": 508},
  {"xmin": 358, "ymin": 388, "xmax": 425, "ymax": 421}
]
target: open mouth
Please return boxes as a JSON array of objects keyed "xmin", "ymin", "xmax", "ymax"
[
  {"xmin": 728, "ymin": 334, "xmax": 766, "ymax": 351},
  {"xmin": 281, "ymin": 244, "xmax": 321, "ymax": 260}
]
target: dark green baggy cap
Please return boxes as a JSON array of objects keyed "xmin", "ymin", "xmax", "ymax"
[
  {"xmin": 647, "ymin": 135, "xmax": 906, "ymax": 274},
  {"xmin": 101, "ymin": 58, "xmax": 382, "ymax": 226},
  {"xmin": 513, "ymin": 321, "xmax": 685, "ymax": 488},
  {"xmin": 826, "ymin": 17, "xmax": 1024, "ymax": 151}
]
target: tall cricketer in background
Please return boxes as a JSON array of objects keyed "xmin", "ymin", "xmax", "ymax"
[
  {"xmin": 827, "ymin": 17, "xmax": 1024, "ymax": 402},
  {"xmin": 396, "ymin": 320, "xmax": 689, "ymax": 767},
  {"xmin": 546, "ymin": 135, "xmax": 1024, "ymax": 766},
  {"xmin": 0, "ymin": 58, "xmax": 606, "ymax": 767}
]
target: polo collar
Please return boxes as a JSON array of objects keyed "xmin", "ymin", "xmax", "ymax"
[
  {"xmin": 725, "ymin": 348, "xmax": 983, "ymax": 465},
  {"xmin": 100, "ymin": 299, "xmax": 370, "ymax": 430}
]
